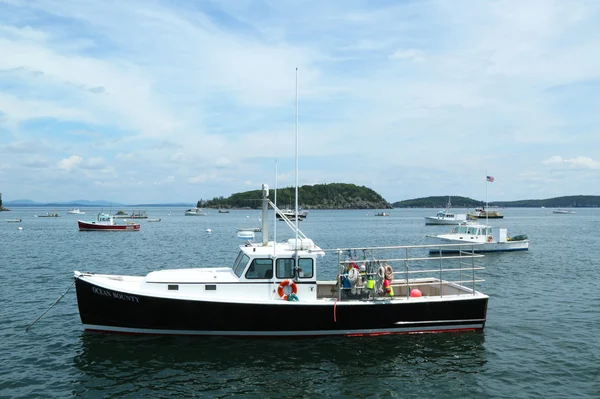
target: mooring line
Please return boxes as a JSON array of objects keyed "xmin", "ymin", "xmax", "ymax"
[{"xmin": 25, "ymin": 280, "xmax": 76, "ymax": 332}]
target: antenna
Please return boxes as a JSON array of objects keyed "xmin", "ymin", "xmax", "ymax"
[{"xmin": 295, "ymin": 68, "xmax": 299, "ymax": 241}]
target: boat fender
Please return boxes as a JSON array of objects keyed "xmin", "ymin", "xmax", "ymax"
[
  {"xmin": 487, "ymin": 236, "xmax": 493, "ymax": 242},
  {"xmin": 277, "ymin": 279, "xmax": 298, "ymax": 300}
]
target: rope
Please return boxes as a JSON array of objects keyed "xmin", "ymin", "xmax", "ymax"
[
  {"xmin": 333, "ymin": 298, "xmax": 338, "ymax": 322},
  {"xmin": 25, "ymin": 280, "xmax": 75, "ymax": 332}
]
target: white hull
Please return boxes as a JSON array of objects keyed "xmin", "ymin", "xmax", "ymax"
[
  {"xmin": 424, "ymin": 216, "xmax": 467, "ymax": 225},
  {"xmin": 427, "ymin": 236, "xmax": 528, "ymax": 253}
]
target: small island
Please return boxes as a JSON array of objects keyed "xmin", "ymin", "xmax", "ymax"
[{"xmin": 197, "ymin": 183, "xmax": 393, "ymax": 210}]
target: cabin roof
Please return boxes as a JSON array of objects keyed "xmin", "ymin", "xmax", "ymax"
[{"xmin": 239, "ymin": 239, "xmax": 325, "ymax": 258}]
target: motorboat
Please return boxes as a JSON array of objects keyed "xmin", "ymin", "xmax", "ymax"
[
  {"xmin": 276, "ymin": 208, "xmax": 308, "ymax": 220},
  {"xmin": 218, "ymin": 209, "xmax": 230, "ymax": 214},
  {"xmin": 375, "ymin": 212, "xmax": 391, "ymax": 216},
  {"xmin": 112, "ymin": 210, "xmax": 129, "ymax": 219},
  {"xmin": 147, "ymin": 218, "xmax": 161, "ymax": 222},
  {"xmin": 185, "ymin": 208, "xmax": 206, "ymax": 216},
  {"xmin": 425, "ymin": 210, "xmax": 467, "ymax": 225},
  {"xmin": 468, "ymin": 207, "xmax": 504, "ymax": 219},
  {"xmin": 72, "ymin": 73, "xmax": 488, "ymax": 336},
  {"xmin": 426, "ymin": 221, "xmax": 528, "ymax": 253},
  {"xmin": 78, "ymin": 213, "xmax": 140, "ymax": 231},
  {"xmin": 37, "ymin": 212, "xmax": 60, "ymax": 218},
  {"xmin": 6, "ymin": 218, "xmax": 21, "ymax": 222},
  {"xmin": 553, "ymin": 209, "xmax": 575, "ymax": 214},
  {"xmin": 424, "ymin": 197, "xmax": 467, "ymax": 225},
  {"xmin": 73, "ymin": 184, "xmax": 489, "ymax": 337},
  {"xmin": 67, "ymin": 209, "xmax": 85, "ymax": 215}
]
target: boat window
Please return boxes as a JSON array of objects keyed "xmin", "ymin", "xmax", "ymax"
[
  {"xmin": 276, "ymin": 258, "xmax": 295, "ymax": 279},
  {"xmin": 245, "ymin": 259, "xmax": 273, "ymax": 279},
  {"xmin": 298, "ymin": 258, "xmax": 314, "ymax": 279},
  {"xmin": 232, "ymin": 252, "xmax": 250, "ymax": 278}
]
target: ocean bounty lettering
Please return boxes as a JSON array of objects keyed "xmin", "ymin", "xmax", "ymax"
[{"xmin": 92, "ymin": 286, "xmax": 140, "ymax": 303}]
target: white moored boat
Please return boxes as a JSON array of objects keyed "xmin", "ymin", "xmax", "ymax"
[
  {"xmin": 425, "ymin": 197, "xmax": 467, "ymax": 225},
  {"xmin": 426, "ymin": 221, "xmax": 528, "ymax": 253},
  {"xmin": 185, "ymin": 208, "xmax": 206, "ymax": 216},
  {"xmin": 553, "ymin": 209, "xmax": 575, "ymax": 214},
  {"xmin": 67, "ymin": 208, "xmax": 85, "ymax": 215}
]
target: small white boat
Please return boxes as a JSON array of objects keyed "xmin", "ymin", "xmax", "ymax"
[
  {"xmin": 553, "ymin": 209, "xmax": 575, "ymax": 214},
  {"xmin": 185, "ymin": 208, "xmax": 206, "ymax": 216},
  {"xmin": 147, "ymin": 218, "xmax": 161, "ymax": 222},
  {"xmin": 6, "ymin": 218, "xmax": 21, "ymax": 223},
  {"xmin": 427, "ymin": 222, "xmax": 528, "ymax": 253},
  {"xmin": 425, "ymin": 197, "xmax": 467, "ymax": 225},
  {"xmin": 67, "ymin": 208, "xmax": 85, "ymax": 215}
]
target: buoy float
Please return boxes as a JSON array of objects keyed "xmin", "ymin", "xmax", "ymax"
[
  {"xmin": 206, "ymin": 228, "xmax": 212, "ymax": 233},
  {"xmin": 18, "ymin": 226, "xmax": 23, "ymax": 230},
  {"xmin": 410, "ymin": 288, "xmax": 422, "ymax": 297}
]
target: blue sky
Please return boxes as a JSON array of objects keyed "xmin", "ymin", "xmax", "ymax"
[{"xmin": 1, "ymin": 0, "xmax": 599, "ymax": 204}]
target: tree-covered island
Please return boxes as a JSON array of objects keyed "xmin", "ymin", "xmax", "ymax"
[{"xmin": 197, "ymin": 183, "xmax": 393, "ymax": 210}]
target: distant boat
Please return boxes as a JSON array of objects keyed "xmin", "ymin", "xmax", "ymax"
[
  {"xmin": 375, "ymin": 212, "xmax": 391, "ymax": 217},
  {"xmin": 6, "ymin": 218, "xmax": 21, "ymax": 223},
  {"xmin": 553, "ymin": 209, "xmax": 575, "ymax": 214},
  {"xmin": 147, "ymin": 218, "xmax": 161, "ymax": 222},
  {"xmin": 37, "ymin": 212, "xmax": 60, "ymax": 218},
  {"xmin": 78, "ymin": 213, "xmax": 140, "ymax": 231},
  {"xmin": 425, "ymin": 197, "xmax": 467, "ymax": 225},
  {"xmin": 185, "ymin": 208, "xmax": 206, "ymax": 216},
  {"xmin": 67, "ymin": 208, "xmax": 85, "ymax": 215},
  {"xmin": 129, "ymin": 210, "xmax": 148, "ymax": 219},
  {"xmin": 276, "ymin": 208, "xmax": 308, "ymax": 220},
  {"xmin": 468, "ymin": 207, "xmax": 504, "ymax": 219},
  {"xmin": 218, "ymin": 209, "xmax": 230, "ymax": 214}
]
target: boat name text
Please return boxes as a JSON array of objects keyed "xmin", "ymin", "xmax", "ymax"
[{"xmin": 92, "ymin": 286, "xmax": 139, "ymax": 303}]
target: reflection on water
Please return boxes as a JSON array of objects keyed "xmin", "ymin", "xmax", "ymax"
[{"xmin": 72, "ymin": 332, "xmax": 488, "ymax": 398}]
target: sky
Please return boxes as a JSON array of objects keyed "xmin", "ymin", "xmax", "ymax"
[{"xmin": 0, "ymin": 0, "xmax": 599, "ymax": 204}]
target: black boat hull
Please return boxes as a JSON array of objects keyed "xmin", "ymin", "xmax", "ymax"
[{"xmin": 75, "ymin": 278, "xmax": 488, "ymax": 336}]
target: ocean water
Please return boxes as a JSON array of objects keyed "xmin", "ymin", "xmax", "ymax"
[{"xmin": 1, "ymin": 207, "xmax": 599, "ymax": 398}]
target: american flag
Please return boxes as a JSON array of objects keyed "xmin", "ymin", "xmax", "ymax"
[{"xmin": 486, "ymin": 176, "xmax": 495, "ymax": 182}]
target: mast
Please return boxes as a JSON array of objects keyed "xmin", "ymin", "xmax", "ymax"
[
  {"xmin": 295, "ymin": 67, "xmax": 299, "ymax": 243},
  {"xmin": 294, "ymin": 67, "xmax": 299, "ymax": 277}
]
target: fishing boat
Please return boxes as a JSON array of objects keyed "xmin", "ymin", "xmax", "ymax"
[
  {"xmin": 553, "ymin": 209, "xmax": 575, "ymax": 214},
  {"xmin": 67, "ymin": 209, "xmax": 85, "ymax": 215},
  {"xmin": 73, "ymin": 71, "xmax": 488, "ymax": 337},
  {"xmin": 425, "ymin": 197, "xmax": 467, "ymax": 225},
  {"xmin": 37, "ymin": 212, "xmax": 60, "ymax": 218},
  {"xmin": 185, "ymin": 208, "xmax": 206, "ymax": 216},
  {"xmin": 78, "ymin": 213, "xmax": 140, "ymax": 231},
  {"xmin": 426, "ymin": 221, "xmax": 528, "ymax": 253},
  {"xmin": 73, "ymin": 184, "xmax": 488, "ymax": 336},
  {"xmin": 468, "ymin": 207, "xmax": 504, "ymax": 219},
  {"xmin": 129, "ymin": 210, "xmax": 148, "ymax": 219}
]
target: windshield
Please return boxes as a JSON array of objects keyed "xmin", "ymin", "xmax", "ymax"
[{"xmin": 232, "ymin": 251, "xmax": 250, "ymax": 277}]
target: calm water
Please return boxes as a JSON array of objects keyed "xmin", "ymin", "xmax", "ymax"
[{"xmin": 1, "ymin": 207, "xmax": 599, "ymax": 398}]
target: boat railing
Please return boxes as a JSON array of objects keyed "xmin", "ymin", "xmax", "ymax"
[{"xmin": 326, "ymin": 243, "xmax": 485, "ymax": 300}]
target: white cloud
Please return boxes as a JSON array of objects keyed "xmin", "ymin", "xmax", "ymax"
[
  {"xmin": 543, "ymin": 156, "xmax": 600, "ymax": 169},
  {"xmin": 58, "ymin": 155, "xmax": 83, "ymax": 171}
]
